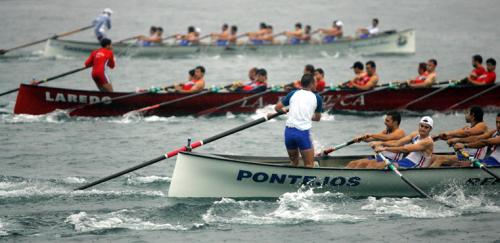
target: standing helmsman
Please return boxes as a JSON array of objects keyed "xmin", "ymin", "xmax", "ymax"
[
  {"xmin": 93, "ymin": 8, "xmax": 113, "ymax": 41},
  {"xmin": 84, "ymin": 38, "xmax": 115, "ymax": 92},
  {"xmin": 275, "ymin": 74, "xmax": 323, "ymax": 168}
]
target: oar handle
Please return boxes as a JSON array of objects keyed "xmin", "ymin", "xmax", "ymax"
[
  {"xmin": 455, "ymin": 148, "xmax": 500, "ymax": 180},
  {"xmin": 320, "ymin": 139, "xmax": 357, "ymax": 156}
]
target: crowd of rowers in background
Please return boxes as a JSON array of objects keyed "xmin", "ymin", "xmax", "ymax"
[
  {"xmin": 81, "ymin": 36, "xmax": 497, "ymax": 93},
  {"xmin": 341, "ymin": 107, "xmax": 500, "ymax": 169},
  {"xmin": 167, "ymin": 54, "xmax": 496, "ymax": 94},
  {"xmin": 133, "ymin": 18, "xmax": 380, "ymax": 47}
]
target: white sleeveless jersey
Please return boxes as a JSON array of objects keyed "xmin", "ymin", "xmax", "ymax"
[
  {"xmin": 404, "ymin": 135, "xmax": 432, "ymax": 168},
  {"xmin": 488, "ymin": 131, "xmax": 500, "ymax": 162}
]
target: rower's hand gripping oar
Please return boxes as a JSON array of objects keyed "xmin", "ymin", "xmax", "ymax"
[
  {"xmin": 376, "ymin": 152, "xmax": 454, "ymax": 208},
  {"xmin": 74, "ymin": 111, "xmax": 285, "ymax": 190},
  {"xmin": 317, "ymin": 139, "xmax": 357, "ymax": 157},
  {"xmin": 0, "ymin": 25, "xmax": 94, "ymax": 55},
  {"xmin": 454, "ymin": 148, "xmax": 500, "ymax": 180},
  {"xmin": 0, "ymin": 66, "xmax": 90, "ymax": 97}
]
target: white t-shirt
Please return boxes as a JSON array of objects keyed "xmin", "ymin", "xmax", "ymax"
[
  {"xmin": 368, "ymin": 26, "xmax": 379, "ymax": 35},
  {"xmin": 281, "ymin": 89, "xmax": 323, "ymax": 130}
]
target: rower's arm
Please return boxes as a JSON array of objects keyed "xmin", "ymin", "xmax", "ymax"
[
  {"xmin": 452, "ymin": 129, "xmax": 495, "ymax": 143},
  {"xmin": 381, "ymin": 132, "xmax": 416, "ymax": 147},
  {"xmin": 467, "ymin": 79, "xmax": 488, "ymax": 86},
  {"xmin": 369, "ymin": 129, "xmax": 405, "ymax": 141},
  {"xmin": 447, "ymin": 123, "xmax": 488, "ymax": 138},
  {"xmin": 384, "ymin": 138, "xmax": 431, "ymax": 154},
  {"xmin": 350, "ymin": 82, "xmax": 372, "ymax": 90}
]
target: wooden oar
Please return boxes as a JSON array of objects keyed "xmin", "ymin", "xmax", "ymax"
[
  {"xmin": 117, "ymin": 35, "xmax": 141, "ymax": 43},
  {"xmin": 445, "ymin": 83, "xmax": 500, "ymax": 111},
  {"xmin": 0, "ymin": 66, "xmax": 90, "ymax": 97},
  {"xmin": 74, "ymin": 111, "xmax": 285, "ymax": 190},
  {"xmin": 317, "ymin": 139, "xmax": 357, "ymax": 157},
  {"xmin": 398, "ymin": 80, "xmax": 457, "ymax": 109},
  {"xmin": 456, "ymin": 149, "xmax": 500, "ymax": 180},
  {"xmin": 125, "ymin": 84, "xmax": 232, "ymax": 116},
  {"xmin": 0, "ymin": 25, "xmax": 94, "ymax": 55},
  {"xmin": 161, "ymin": 34, "xmax": 177, "ymax": 41},
  {"xmin": 67, "ymin": 85, "xmax": 175, "ymax": 116}
]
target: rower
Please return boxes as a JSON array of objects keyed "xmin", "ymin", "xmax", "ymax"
[
  {"xmin": 408, "ymin": 59, "xmax": 437, "ymax": 88},
  {"xmin": 372, "ymin": 116, "xmax": 435, "ymax": 168},
  {"xmin": 301, "ymin": 25, "xmax": 312, "ymax": 43},
  {"xmin": 345, "ymin": 111, "xmax": 406, "ymax": 168},
  {"xmin": 261, "ymin": 25, "xmax": 275, "ymax": 44},
  {"xmin": 174, "ymin": 66, "xmax": 206, "ymax": 93},
  {"xmin": 92, "ymin": 8, "xmax": 113, "ymax": 41},
  {"xmin": 285, "ymin": 23, "xmax": 304, "ymax": 45},
  {"xmin": 137, "ymin": 26, "xmax": 163, "ymax": 46},
  {"xmin": 285, "ymin": 64, "xmax": 315, "ymax": 91},
  {"xmin": 177, "ymin": 26, "xmax": 199, "ymax": 46},
  {"xmin": 247, "ymin": 22, "xmax": 268, "ymax": 45},
  {"xmin": 463, "ymin": 55, "xmax": 486, "ymax": 84},
  {"xmin": 356, "ymin": 18, "xmax": 379, "ymax": 39},
  {"xmin": 319, "ymin": 20, "xmax": 343, "ymax": 43},
  {"xmin": 84, "ymin": 38, "xmax": 115, "ymax": 92},
  {"xmin": 467, "ymin": 58, "xmax": 496, "ymax": 85},
  {"xmin": 211, "ymin": 23, "xmax": 230, "ymax": 46},
  {"xmin": 238, "ymin": 68, "xmax": 268, "ymax": 93},
  {"xmin": 348, "ymin": 61, "xmax": 379, "ymax": 90},
  {"xmin": 453, "ymin": 112, "xmax": 500, "ymax": 167},
  {"xmin": 406, "ymin": 62, "xmax": 428, "ymax": 86},
  {"xmin": 228, "ymin": 25, "xmax": 238, "ymax": 45},
  {"xmin": 230, "ymin": 67, "xmax": 258, "ymax": 91},
  {"xmin": 313, "ymin": 68, "xmax": 326, "ymax": 92},
  {"xmin": 275, "ymin": 73, "xmax": 323, "ymax": 168},
  {"xmin": 430, "ymin": 106, "xmax": 489, "ymax": 167}
]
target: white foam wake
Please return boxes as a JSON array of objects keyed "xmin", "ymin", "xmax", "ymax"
[
  {"xmin": 126, "ymin": 175, "xmax": 171, "ymax": 185},
  {"xmin": 65, "ymin": 210, "xmax": 188, "ymax": 232}
]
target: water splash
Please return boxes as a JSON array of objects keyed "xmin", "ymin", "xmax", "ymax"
[
  {"xmin": 65, "ymin": 210, "xmax": 189, "ymax": 233},
  {"xmin": 126, "ymin": 175, "xmax": 171, "ymax": 185},
  {"xmin": 361, "ymin": 196, "xmax": 458, "ymax": 218}
]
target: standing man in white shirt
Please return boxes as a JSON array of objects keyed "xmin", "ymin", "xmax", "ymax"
[
  {"xmin": 356, "ymin": 18, "xmax": 379, "ymax": 38},
  {"xmin": 275, "ymin": 74, "xmax": 323, "ymax": 167},
  {"xmin": 93, "ymin": 8, "xmax": 113, "ymax": 41}
]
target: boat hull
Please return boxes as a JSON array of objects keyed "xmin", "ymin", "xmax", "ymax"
[
  {"xmin": 13, "ymin": 84, "xmax": 500, "ymax": 117},
  {"xmin": 44, "ymin": 29, "xmax": 415, "ymax": 58},
  {"xmin": 168, "ymin": 152, "xmax": 500, "ymax": 198}
]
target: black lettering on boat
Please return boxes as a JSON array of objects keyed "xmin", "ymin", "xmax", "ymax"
[
  {"xmin": 253, "ymin": 172, "xmax": 269, "ymax": 182},
  {"xmin": 236, "ymin": 170, "xmax": 252, "ymax": 181},
  {"xmin": 330, "ymin": 177, "xmax": 346, "ymax": 186},
  {"xmin": 346, "ymin": 176, "xmax": 361, "ymax": 187},
  {"xmin": 270, "ymin": 174, "xmax": 286, "ymax": 184},
  {"xmin": 288, "ymin": 175, "xmax": 302, "ymax": 184},
  {"xmin": 302, "ymin": 176, "xmax": 317, "ymax": 185}
]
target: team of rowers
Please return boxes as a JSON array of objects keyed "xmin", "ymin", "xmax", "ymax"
[
  {"xmin": 342, "ymin": 107, "xmax": 500, "ymax": 169},
  {"xmin": 128, "ymin": 19, "xmax": 380, "ymax": 47}
]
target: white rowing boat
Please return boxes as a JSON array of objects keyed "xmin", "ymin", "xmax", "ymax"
[
  {"xmin": 168, "ymin": 152, "xmax": 500, "ymax": 198},
  {"xmin": 44, "ymin": 29, "xmax": 415, "ymax": 58}
]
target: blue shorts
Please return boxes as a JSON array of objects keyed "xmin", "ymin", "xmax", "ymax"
[
  {"xmin": 359, "ymin": 34, "xmax": 370, "ymax": 39},
  {"xmin": 216, "ymin": 40, "xmax": 228, "ymax": 46},
  {"xmin": 284, "ymin": 127, "xmax": 312, "ymax": 150},
  {"xmin": 179, "ymin": 40, "xmax": 190, "ymax": 46},
  {"xmin": 323, "ymin": 36, "xmax": 336, "ymax": 43},
  {"xmin": 395, "ymin": 158, "xmax": 417, "ymax": 168},
  {"xmin": 480, "ymin": 157, "xmax": 500, "ymax": 166},
  {"xmin": 251, "ymin": 40, "xmax": 264, "ymax": 45},
  {"xmin": 289, "ymin": 38, "xmax": 301, "ymax": 45}
]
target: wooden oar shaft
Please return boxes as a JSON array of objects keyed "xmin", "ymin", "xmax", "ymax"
[
  {"xmin": 0, "ymin": 66, "xmax": 89, "ymax": 97},
  {"xmin": 74, "ymin": 111, "xmax": 284, "ymax": 190},
  {"xmin": 0, "ymin": 25, "xmax": 93, "ymax": 55},
  {"xmin": 321, "ymin": 139, "xmax": 357, "ymax": 156}
]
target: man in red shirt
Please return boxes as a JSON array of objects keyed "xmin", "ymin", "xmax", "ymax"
[
  {"xmin": 465, "ymin": 55, "xmax": 487, "ymax": 84},
  {"xmin": 469, "ymin": 58, "xmax": 496, "ymax": 85},
  {"xmin": 314, "ymin": 68, "xmax": 326, "ymax": 92},
  {"xmin": 84, "ymin": 38, "xmax": 115, "ymax": 92}
]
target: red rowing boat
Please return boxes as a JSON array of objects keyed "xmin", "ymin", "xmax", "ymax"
[{"xmin": 13, "ymin": 84, "xmax": 500, "ymax": 117}]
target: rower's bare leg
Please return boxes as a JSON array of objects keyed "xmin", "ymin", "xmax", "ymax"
[
  {"xmin": 354, "ymin": 159, "xmax": 373, "ymax": 168},
  {"xmin": 287, "ymin": 149, "xmax": 300, "ymax": 166},
  {"xmin": 299, "ymin": 148, "xmax": 315, "ymax": 168},
  {"xmin": 346, "ymin": 160, "xmax": 361, "ymax": 168},
  {"xmin": 430, "ymin": 155, "xmax": 456, "ymax": 167}
]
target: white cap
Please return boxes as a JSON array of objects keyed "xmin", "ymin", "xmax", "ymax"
[
  {"xmin": 195, "ymin": 27, "xmax": 201, "ymax": 33},
  {"xmin": 419, "ymin": 116, "xmax": 433, "ymax": 128},
  {"xmin": 335, "ymin": 20, "xmax": 343, "ymax": 27},
  {"xmin": 103, "ymin": 8, "xmax": 113, "ymax": 15}
]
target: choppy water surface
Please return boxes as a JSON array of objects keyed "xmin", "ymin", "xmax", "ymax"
[{"xmin": 1, "ymin": 0, "xmax": 499, "ymax": 242}]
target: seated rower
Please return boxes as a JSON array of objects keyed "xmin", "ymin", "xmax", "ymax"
[
  {"xmin": 356, "ymin": 18, "xmax": 379, "ymax": 38},
  {"xmin": 211, "ymin": 23, "xmax": 230, "ymax": 46},
  {"xmin": 238, "ymin": 68, "xmax": 268, "ymax": 93},
  {"xmin": 301, "ymin": 25, "xmax": 312, "ymax": 43},
  {"xmin": 345, "ymin": 111, "xmax": 406, "ymax": 168},
  {"xmin": 462, "ymin": 55, "xmax": 486, "ymax": 84},
  {"xmin": 228, "ymin": 25, "xmax": 238, "ymax": 45},
  {"xmin": 467, "ymin": 58, "xmax": 496, "ymax": 86},
  {"xmin": 285, "ymin": 23, "xmax": 304, "ymax": 45},
  {"xmin": 319, "ymin": 20, "xmax": 343, "ymax": 43},
  {"xmin": 137, "ymin": 26, "xmax": 163, "ymax": 46},
  {"xmin": 176, "ymin": 26, "xmax": 199, "ymax": 46},
  {"xmin": 408, "ymin": 59, "xmax": 437, "ymax": 88},
  {"xmin": 430, "ymin": 106, "xmax": 489, "ymax": 167},
  {"xmin": 406, "ymin": 62, "xmax": 428, "ymax": 86},
  {"xmin": 174, "ymin": 66, "xmax": 206, "ymax": 93},
  {"xmin": 285, "ymin": 64, "xmax": 315, "ymax": 91},
  {"xmin": 260, "ymin": 25, "xmax": 276, "ymax": 44},
  {"xmin": 372, "ymin": 116, "xmax": 435, "ymax": 169},
  {"xmin": 313, "ymin": 68, "xmax": 326, "ymax": 92},
  {"xmin": 231, "ymin": 67, "xmax": 258, "ymax": 90},
  {"xmin": 348, "ymin": 61, "xmax": 379, "ymax": 90},
  {"xmin": 453, "ymin": 112, "xmax": 500, "ymax": 167},
  {"xmin": 247, "ymin": 22, "xmax": 268, "ymax": 45}
]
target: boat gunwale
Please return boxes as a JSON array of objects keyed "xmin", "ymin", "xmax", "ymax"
[{"xmin": 179, "ymin": 151, "xmax": 498, "ymax": 171}]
